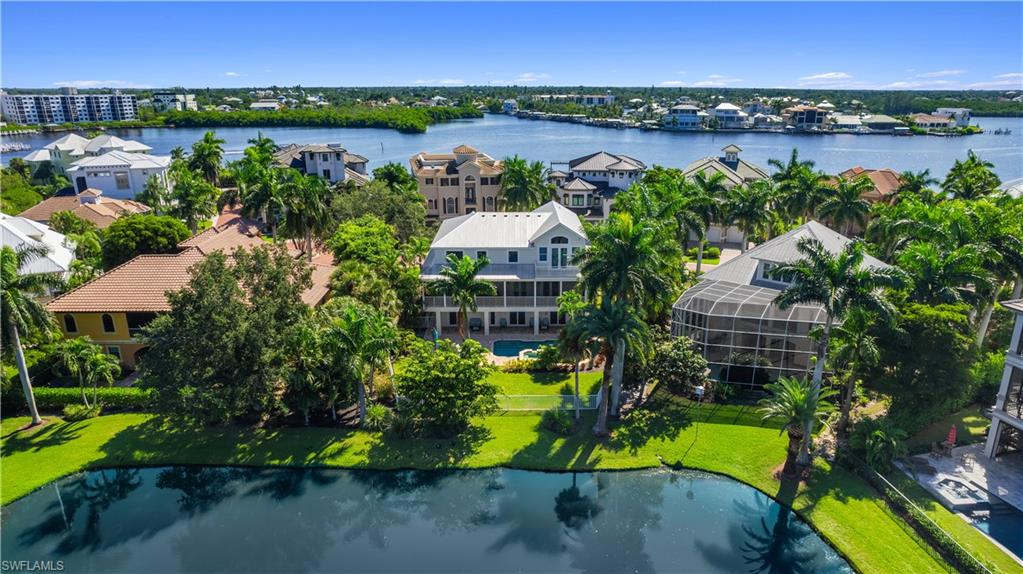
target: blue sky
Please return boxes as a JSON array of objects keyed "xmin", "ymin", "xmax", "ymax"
[{"xmin": 2, "ymin": 2, "xmax": 1021, "ymax": 90}]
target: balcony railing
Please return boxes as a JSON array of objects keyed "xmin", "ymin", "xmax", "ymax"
[
  {"xmin": 421, "ymin": 263, "xmax": 579, "ymax": 281},
  {"xmin": 423, "ymin": 294, "xmax": 563, "ymax": 309}
]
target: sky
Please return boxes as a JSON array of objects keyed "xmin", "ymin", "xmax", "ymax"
[{"xmin": 2, "ymin": 2, "xmax": 1021, "ymax": 90}]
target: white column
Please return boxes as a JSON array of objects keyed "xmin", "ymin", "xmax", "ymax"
[
  {"xmin": 435, "ymin": 311, "xmax": 442, "ymax": 335},
  {"xmin": 484, "ymin": 311, "xmax": 490, "ymax": 335},
  {"xmin": 534, "ymin": 311, "xmax": 540, "ymax": 335}
]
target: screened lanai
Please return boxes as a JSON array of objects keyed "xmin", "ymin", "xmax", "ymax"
[{"xmin": 671, "ymin": 279, "xmax": 829, "ymax": 388}]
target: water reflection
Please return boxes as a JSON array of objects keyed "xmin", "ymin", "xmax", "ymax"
[{"xmin": 1, "ymin": 466, "xmax": 851, "ymax": 573}]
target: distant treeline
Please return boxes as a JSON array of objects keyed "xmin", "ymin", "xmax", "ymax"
[{"xmin": 163, "ymin": 105, "xmax": 482, "ymax": 133}]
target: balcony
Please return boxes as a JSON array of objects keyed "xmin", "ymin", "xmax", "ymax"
[
  {"xmin": 421, "ymin": 263, "xmax": 579, "ymax": 281},
  {"xmin": 423, "ymin": 294, "xmax": 562, "ymax": 310}
]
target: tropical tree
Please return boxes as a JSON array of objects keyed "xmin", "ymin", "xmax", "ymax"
[
  {"xmin": 773, "ymin": 238, "xmax": 904, "ymax": 464},
  {"xmin": 941, "ymin": 150, "xmax": 1001, "ymax": 200},
  {"xmin": 170, "ymin": 146, "xmax": 187, "ymax": 161},
  {"xmin": 321, "ymin": 300, "xmax": 398, "ymax": 425},
  {"xmin": 768, "ymin": 148, "xmax": 815, "ymax": 189},
  {"xmin": 758, "ymin": 376, "xmax": 836, "ymax": 477},
  {"xmin": 818, "ymin": 177, "xmax": 873, "ymax": 235},
  {"xmin": 646, "ymin": 172, "xmax": 719, "ymax": 273},
  {"xmin": 565, "ymin": 298, "xmax": 650, "ymax": 436},
  {"xmin": 432, "ymin": 254, "xmax": 496, "ymax": 340},
  {"xmin": 1, "ymin": 245, "xmax": 65, "ymax": 425},
  {"xmin": 239, "ymin": 166, "xmax": 288, "ymax": 238},
  {"xmin": 54, "ymin": 338, "xmax": 120, "ymax": 408},
  {"xmin": 188, "ymin": 130, "xmax": 227, "ymax": 186},
  {"xmin": 280, "ymin": 172, "xmax": 331, "ymax": 260},
  {"xmin": 725, "ymin": 180, "xmax": 775, "ymax": 252},
  {"xmin": 557, "ymin": 290, "xmax": 591, "ymax": 420},
  {"xmin": 895, "ymin": 169, "xmax": 939, "ymax": 204},
  {"xmin": 687, "ymin": 170, "xmax": 729, "ymax": 270},
  {"xmin": 898, "ymin": 242, "xmax": 994, "ymax": 306},
  {"xmin": 136, "ymin": 175, "xmax": 172, "ymax": 215},
  {"xmin": 169, "ymin": 165, "xmax": 220, "ymax": 233},
  {"xmin": 499, "ymin": 155, "xmax": 552, "ymax": 210},
  {"xmin": 781, "ymin": 167, "xmax": 830, "ymax": 222},
  {"xmin": 828, "ymin": 309, "xmax": 880, "ymax": 437}
]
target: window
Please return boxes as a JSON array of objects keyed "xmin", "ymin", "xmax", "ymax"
[
  {"xmin": 335, "ymin": 152, "xmax": 342, "ymax": 160},
  {"xmin": 508, "ymin": 251, "xmax": 518, "ymax": 263},
  {"xmin": 444, "ymin": 197, "xmax": 456, "ymax": 214},
  {"xmin": 440, "ymin": 178, "xmax": 450, "ymax": 186},
  {"xmin": 446, "ymin": 250, "xmax": 464, "ymax": 259},
  {"xmin": 63, "ymin": 314, "xmax": 77, "ymax": 333},
  {"xmin": 451, "ymin": 178, "xmax": 459, "ymax": 186},
  {"xmin": 571, "ymin": 195, "xmax": 584, "ymax": 207},
  {"xmin": 509, "ymin": 312, "xmax": 527, "ymax": 325},
  {"xmin": 126, "ymin": 312, "xmax": 156, "ymax": 336},
  {"xmin": 101, "ymin": 314, "xmax": 116, "ymax": 333},
  {"xmin": 448, "ymin": 312, "xmax": 458, "ymax": 326},
  {"xmin": 321, "ymin": 153, "xmax": 329, "ymax": 161},
  {"xmin": 425, "ymin": 178, "xmax": 434, "ymax": 185},
  {"xmin": 476, "ymin": 251, "xmax": 487, "ymax": 260},
  {"xmin": 539, "ymin": 247, "xmax": 547, "ymax": 261},
  {"xmin": 551, "ymin": 236, "xmax": 569, "ymax": 244},
  {"xmin": 107, "ymin": 346, "xmax": 121, "ymax": 361},
  {"xmin": 115, "ymin": 172, "xmax": 130, "ymax": 190}
]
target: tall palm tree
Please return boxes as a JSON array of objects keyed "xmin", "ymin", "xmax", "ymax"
[
  {"xmin": 725, "ymin": 180, "xmax": 774, "ymax": 252},
  {"xmin": 239, "ymin": 166, "xmax": 288, "ymax": 239},
  {"xmin": 898, "ymin": 242, "xmax": 993, "ymax": 306},
  {"xmin": 941, "ymin": 150, "xmax": 1001, "ymax": 200},
  {"xmin": 773, "ymin": 239, "xmax": 904, "ymax": 465},
  {"xmin": 895, "ymin": 169, "xmax": 939, "ymax": 203},
  {"xmin": 322, "ymin": 301, "xmax": 397, "ymax": 425},
  {"xmin": 767, "ymin": 148, "xmax": 815, "ymax": 188},
  {"xmin": 758, "ymin": 376, "xmax": 836, "ymax": 476},
  {"xmin": 828, "ymin": 309, "xmax": 880, "ymax": 437},
  {"xmin": 781, "ymin": 167, "xmax": 830, "ymax": 222},
  {"xmin": 818, "ymin": 177, "xmax": 873, "ymax": 236},
  {"xmin": 280, "ymin": 172, "xmax": 331, "ymax": 260},
  {"xmin": 1, "ymin": 245, "xmax": 65, "ymax": 425},
  {"xmin": 170, "ymin": 146, "xmax": 187, "ymax": 161},
  {"xmin": 688, "ymin": 171, "xmax": 728, "ymax": 271},
  {"xmin": 432, "ymin": 254, "xmax": 496, "ymax": 340},
  {"xmin": 654, "ymin": 176, "xmax": 718, "ymax": 273},
  {"xmin": 565, "ymin": 299, "xmax": 650, "ymax": 436},
  {"xmin": 499, "ymin": 155, "xmax": 552, "ymax": 210},
  {"xmin": 170, "ymin": 165, "xmax": 220, "ymax": 233},
  {"xmin": 137, "ymin": 174, "xmax": 171, "ymax": 215},
  {"xmin": 189, "ymin": 131, "xmax": 227, "ymax": 186}
]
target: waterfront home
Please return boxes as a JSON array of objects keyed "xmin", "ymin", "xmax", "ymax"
[
  {"xmin": 709, "ymin": 103, "xmax": 750, "ymax": 129},
  {"xmin": 784, "ymin": 105, "xmax": 829, "ymax": 131},
  {"xmin": 662, "ymin": 104, "xmax": 704, "ymax": 130},
  {"xmin": 743, "ymin": 99, "xmax": 773, "ymax": 116},
  {"xmin": 502, "ymin": 99, "xmax": 519, "ymax": 114},
  {"xmin": 752, "ymin": 113, "xmax": 784, "ymax": 129},
  {"xmin": 935, "ymin": 107, "xmax": 971, "ymax": 127},
  {"xmin": 410, "ymin": 145, "xmax": 504, "ymax": 221},
  {"xmin": 23, "ymin": 133, "xmax": 152, "ymax": 176},
  {"xmin": 273, "ymin": 144, "xmax": 370, "ymax": 185},
  {"xmin": 421, "ymin": 202, "xmax": 586, "ymax": 335},
  {"xmin": 0, "ymin": 213, "xmax": 74, "ymax": 284},
  {"xmin": 152, "ymin": 93, "xmax": 198, "ymax": 112},
  {"xmin": 836, "ymin": 167, "xmax": 904, "ymax": 204},
  {"xmin": 861, "ymin": 114, "xmax": 904, "ymax": 132},
  {"xmin": 0, "ymin": 87, "xmax": 138, "ymax": 125},
  {"xmin": 984, "ymin": 299, "xmax": 1023, "ymax": 458},
  {"xmin": 549, "ymin": 151, "xmax": 646, "ymax": 220},
  {"xmin": 683, "ymin": 145, "xmax": 769, "ymax": 245},
  {"xmin": 46, "ymin": 218, "xmax": 334, "ymax": 368},
  {"xmin": 830, "ymin": 114, "xmax": 864, "ymax": 131},
  {"xmin": 911, "ymin": 113, "xmax": 953, "ymax": 130},
  {"xmin": 18, "ymin": 188, "xmax": 150, "ymax": 229},
  {"xmin": 672, "ymin": 221, "xmax": 889, "ymax": 387},
  {"xmin": 66, "ymin": 151, "xmax": 171, "ymax": 199},
  {"xmin": 249, "ymin": 100, "xmax": 282, "ymax": 111}
]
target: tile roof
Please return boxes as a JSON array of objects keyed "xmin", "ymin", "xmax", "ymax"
[
  {"xmin": 453, "ymin": 144, "xmax": 479, "ymax": 154},
  {"xmin": 17, "ymin": 192, "xmax": 150, "ymax": 229},
  {"xmin": 568, "ymin": 151, "xmax": 646, "ymax": 172},
  {"xmin": 837, "ymin": 167, "xmax": 903, "ymax": 202},
  {"xmin": 409, "ymin": 146, "xmax": 502, "ymax": 177},
  {"xmin": 47, "ymin": 251, "xmax": 205, "ymax": 312},
  {"xmin": 177, "ymin": 219, "xmax": 265, "ymax": 254}
]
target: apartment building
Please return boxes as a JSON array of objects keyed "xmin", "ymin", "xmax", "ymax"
[
  {"xmin": 410, "ymin": 145, "xmax": 503, "ymax": 220},
  {"xmin": 421, "ymin": 202, "xmax": 587, "ymax": 335},
  {"xmin": 0, "ymin": 88, "xmax": 138, "ymax": 125}
]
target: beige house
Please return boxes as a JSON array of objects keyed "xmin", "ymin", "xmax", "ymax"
[{"xmin": 409, "ymin": 145, "xmax": 503, "ymax": 221}]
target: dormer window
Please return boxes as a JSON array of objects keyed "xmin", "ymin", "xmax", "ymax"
[{"xmin": 759, "ymin": 262, "xmax": 794, "ymax": 286}]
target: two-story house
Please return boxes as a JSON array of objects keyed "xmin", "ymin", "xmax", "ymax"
[
  {"xmin": 709, "ymin": 103, "xmax": 750, "ymax": 129},
  {"xmin": 784, "ymin": 105, "xmax": 829, "ymax": 131},
  {"xmin": 683, "ymin": 145, "xmax": 770, "ymax": 245},
  {"xmin": 421, "ymin": 202, "xmax": 587, "ymax": 335},
  {"xmin": 410, "ymin": 145, "xmax": 504, "ymax": 221},
  {"xmin": 548, "ymin": 151, "xmax": 646, "ymax": 220},
  {"xmin": 662, "ymin": 104, "xmax": 704, "ymax": 130},
  {"xmin": 273, "ymin": 144, "xmax": 370, "ymax": 185},
  {"xmin": 984, "ymin": 299, "xmax": 1023, "ymax": 458},
  {"xmin": 23, "ymin": 133, "xmax": 153, "ymax": 176}
]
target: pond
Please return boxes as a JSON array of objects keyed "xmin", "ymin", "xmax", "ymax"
[{"xmin": 0, "ymin": 466, "xmax": 851, "ymax": 573}]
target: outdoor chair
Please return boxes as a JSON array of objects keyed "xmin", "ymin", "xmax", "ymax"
[
  {"xmin": 499, "ymin": 318, "xmax": 508, "ymax": 328},
  {"xmin": 469, "ymin": 318, "xmax": 482, "ymax": 332}
]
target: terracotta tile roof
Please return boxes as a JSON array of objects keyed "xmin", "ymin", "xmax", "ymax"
[
  {"xmin": 17, "ymin": 193, "xmax": 151, "ymax": 229},
  {"xmin": 409, "ymin": 146, "xmax": 502, "ymax": 177},
  {"xmin": 47, "ymin": 251, "xmax": 205, "ymax": 312},
  {"xmin": 303, "ymin": 264, "xmax": 335, "ymax": 306},
  {"xmin": 838, "ymin": 167, "xmax": 904, "ymax": 202},
  {"xmin": 177, "ymin": 219, "xmax": 265, "ymax": 254},
  {"xmin": 453, "ymin": 144, "xmax": 479, "ymax": 154}
]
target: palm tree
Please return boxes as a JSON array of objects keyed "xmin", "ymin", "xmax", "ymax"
[
  {"xmin": 688, "ymin": 171, "xmax": 728, "ymax": 271},
  {"xmin": 818, "ymin": 177, "xmax": 873, "ymax": 236},
  {"xmin": 828, "ymin": 309, "xmax": 880, "ymax": 438},
  {"xmin": 894, "ymin": 169, "xmax": 939, "ymax": 203},
  {"xmin": 239, "ymin": 166, "xmax": 288, "ymax": 239},
  {"xmin": 941, "ymin": 150, "xmax": 1001, "ymax": 200},
  {"xmin": 654, "ymin": 176, "xmax": 719, "ymax": 273},
  {"xmin": 57, "ymin": 338, "xmax": 122, "ymax": 409},
  {"xmin": 499, "ymin": 155, "xmax": 552, "ymax": 210},
  {"xmin": 322, "ymin": 301, "xmax": 398, "ymax": 425},
  {"xmin": 565, "ymin": 299, "xmax": 650, "ymax": 436},
  {"xmin": 170, "ymin": 165, "xmax": 220, "ymax": 233},
  {"xmin": 280, "ymin": 172, "xmax": 331, "ymax": 260},
  {"xmin": 768, "ymin": 148, "xmax": 815, "ymax": 188},
  {"xmin": 170, "ymin": 146, "xmax": 187, "ymax": 161},
  {"xmin": 898, "ymin": 242, "xmax": 993, "ymax": 306},
  {"xmin": 725, "ymin": 180, "xmax": 774, "ymax": 252},
  {"xmin": 781, "ymin": 167, "xmax": 830, "ymax": 222},
  {"xmin": 1, "ymin": 245, "xmax": 65, "ymax": 425},
  {"xmin": 432, "ymin": 254, "xmax": 496, "ymax": 340},
  {"xmin": 557, "ymin": 290, "xmax": 591, "ymax": 420},
  {"xmin": 758, "ymin": 376, "xmax": 836, "ymax": 477},
  {"xmin": 773, "ymin": 239, "xmax": 904, "ymax": 464},
  {"xmin": 188, "ymin": 131, "xmax": 227, "ymax": 186},
  {"xmin": 136, "ymin": 175, "xmax": 171, "ymax": 215}
]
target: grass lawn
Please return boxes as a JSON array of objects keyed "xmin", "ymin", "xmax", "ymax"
[
  {"xmin": 907, "ymin": 403, "xmax": 991, "ymax": 451},
  {"xmin": 2, "ymin": 388, "xmax": 1019, "ymax": 574},
  {"xmin": 488, "ymin": 371, "xmax": 603, "ymax": 396}
]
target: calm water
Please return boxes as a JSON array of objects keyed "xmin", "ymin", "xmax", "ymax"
[
  {"xmin": 0, "ymin": 467, "xmax": 850, "ymax": 574},
  {"xmin": 492, "ymin": 339, "xmax": 557, "ymax": 357},
  {"xmin": 3, "ymin": 114, "xmax": 1022, "ymax": 181}
]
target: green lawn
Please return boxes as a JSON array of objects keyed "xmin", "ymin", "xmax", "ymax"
[
  {"xmin": 907, "ymin": 403, "xmax": 991, "ymax": 450},
  {"xmin": 2, "ymin": 388, "xmax": 1019, "ymax": 574},
  {"xmin": 488, "ymin": 371, "xmax": 603, "ymax": 396}
]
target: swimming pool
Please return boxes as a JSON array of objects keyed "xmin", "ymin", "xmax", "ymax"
[{"xmin": 492, "ymin": 339, "xmax": 556, "ymax": 357}]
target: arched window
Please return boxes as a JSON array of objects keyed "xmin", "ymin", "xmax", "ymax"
[
  {"xmin": 101, "ymin": 314, "xmax": 116, "ymax": 333},
  {"xmin": 464, "ymin": 175, "xmax": 476, "ymax": 182},
  {"xmin": 485, "ymin": 196, "xmax": 494, "ymax": 210},
  {"xmin": 445, "ymin": 197, "xmax": 456, "ymax": 214},
  {"xmin": 551, "ymin": 236, "xmax": 569, "ymax": 244},
  {"xmin": 63, "ymin": 314, "xmax": 77, "ymax": 333}
]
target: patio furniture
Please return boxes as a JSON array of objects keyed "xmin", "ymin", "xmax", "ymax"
[
  {"xmin": 469, "ymin": 318, "xmax": 482, "ymax": 332},
  {"xmin": 499, "ymin": 318, "xmax": 508, "ymax": 328},
  {"xmin": 540, "ymin": 317, "xmax": 550, "ymax": 331},
  {"xmin": 961, "ymin": 452, "xmax": 976, "ymax": 471}
]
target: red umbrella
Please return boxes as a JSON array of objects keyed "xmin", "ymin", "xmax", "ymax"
[{"xmin": 946, "ymin": 425, "xmax": 957, "ymax": 446}]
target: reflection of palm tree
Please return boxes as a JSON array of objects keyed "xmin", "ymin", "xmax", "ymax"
[
  {"xmin": 566, "ymin": 473, "xmax": 661, "ymax": 574},
  {"xmin": 736, "ymin": 494, "xmax": 817, "ymax": 574},
  {"xmin": 554, "ymin": 473, "xmax": 601, "ymax": 530},
  {"xmin": 155, "ymin": 467, "xmax": 243, "ymax": 515}
]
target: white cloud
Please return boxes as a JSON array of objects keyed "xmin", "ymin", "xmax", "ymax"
[
  {"xmin": 995, "ymin": 72, "xmax": 1023, "ymax": 79},
  {"xmin": 658, "ymin": 80, "xmax": 686, "ymax": 87},
  {"xmin": 693, "ymin": 76, "xmax": 743, "ymax": 87},
  {"xmin": 513, "ymin": 72, "xmax": 550, "ymax": 83},
  {"xmin": 53, "ymin": 79, "xmax": 152, "ymax": 89},
  {"xmin": 412, "ymin": 78, "xmax": 466, "ymax": 86},
  {"xmin": 916, "ymin": 69, "xmax": 966, "ymax": 78},
  {"xmin": 224, "ymin": 71, "xmax": 244, "ymax": 77},
  {"xmin": 880, "ymin": 80, "xmax": 956, "ymax": 89},
  {"xmin": 799, "ymin": 72, "xmax": 852, "ymax": 81}
]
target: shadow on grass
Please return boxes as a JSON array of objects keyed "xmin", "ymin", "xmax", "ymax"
[
  {"xmin": 361, "ymin": 424, "xmax": 494, "ymax": 468},
  {"xmin": 2, "ymin": 420, "xmax": 87, "ymax": 454},
  {"xmin": 508, "ymin": 413, "xmax": 603, "ymax": 471}
]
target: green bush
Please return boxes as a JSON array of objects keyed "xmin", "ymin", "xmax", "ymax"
[
  {"xmin": 704, "ymin": 246, "xmax": 721, "ymax": 258},
  {"xmin": 388, "ymin": 410, "xmax": 417, "ymax": 439},
  {"xmin": 501, "ymin": 358, "xmax": 539, "ymax": 373},
  {"xmin": 540, "ymin": 407, "xmax": 574, "ymax": 435},
  {"xmin": 647, "ymin": 337, "xmax": 708, "ymax": 395},
  {"xmin": 533, "ymin": 344, "xmax": 565, "ymax": 371},
  {"xmin": 849, "ymin": 418, "xmax": 908, "ymax": 472},
  {"xmin": 969, "ymin": 352, "xmax": 1004, "ymax": 404},
  {"xmin": 364, "ymin": 403, "xmax": 394, "ymax": 432},
  {"xmin": 30, "ymin": 387, "xmax": 152, "ymax": 411},
  {"xmin": 63, "ymin": 403, "xmax": 102, "ymax": 421}
]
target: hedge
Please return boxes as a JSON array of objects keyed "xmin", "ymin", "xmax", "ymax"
[{"xmin": 9, "ymin": 387, "xmax": 153, "ymax": 412}]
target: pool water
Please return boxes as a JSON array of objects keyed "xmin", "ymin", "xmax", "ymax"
[
  {"xmin": 974, "ymin": 503, "xmax": 1023, "ymax": 560},
  {"xmin": 0, "ymin": 467, "xmax": 851, "ymax": 573},
  {"xmin": 492, "ymin": 339, "xmax": 556, "ymax": 357}
]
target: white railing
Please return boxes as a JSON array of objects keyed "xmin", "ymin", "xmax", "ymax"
[{"xmin": 497, "ymin": 392, "xmax": 601, "ymax": 412}]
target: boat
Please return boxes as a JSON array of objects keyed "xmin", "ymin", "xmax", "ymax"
[{"xmin": 0, "ymin": 142, "xmax": 32, "ymax": 153}]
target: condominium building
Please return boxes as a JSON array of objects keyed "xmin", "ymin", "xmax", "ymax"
[
  {"xmin": 273, "ymin": 144, "xmax": 370, "ymax": 185},
  {"xmin": 421, "ymin": 202, "xmax": 587, "ymax": 335},
  {"xmin": 152, "ymin": 93, "xmax": 198, "ymax": 112},
  {"xmin": 548, "ymin": 151, "xmax": 646, "ymax": 220},
  {"xmin": 23, "ymin": 133, "xmax": 152, "ymax": 175},
  {"xmin": 410, "ymin": 145, "xmax": 503, "ymax": 220},
  {"xmin": 0, "ymin": 88, "xmax": 138, "ymax": 125},
  {"xmin": 985, "ymin": 299, "xmax": 1023, "ymax": 458}
]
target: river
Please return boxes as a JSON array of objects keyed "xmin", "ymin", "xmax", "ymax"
[{"xmin": 3, "ymin": 114, "xmax": 1022, "ymax": 182}]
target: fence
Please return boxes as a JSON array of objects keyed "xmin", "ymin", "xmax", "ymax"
[{"xmin": 498, "ymin": 392, "xmax": 601, "ymax": 412}]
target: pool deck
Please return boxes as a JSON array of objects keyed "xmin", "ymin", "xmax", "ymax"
[
  {"xmin": 903, "ymin": 444, "xmax": 1023, "ymax": 513},
  {"xmin": 421, "ymin": 327, "xmax": 564, "ymax": 365}
]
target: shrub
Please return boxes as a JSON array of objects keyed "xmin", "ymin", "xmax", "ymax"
[
  {"xmin": 646, "ymin": 337, "xmax": 708, "ymax": 395},
  {"xmin": 533, "ymin": 344, "xmax": 564, "ymax": 371},
  {"xmin": 541, "ymin": 407, "xmax": 574, "ymax": 436},
  {"xmin": 388, "ymin": 410, "xmax": 417, "ymax": 439},
  {"xmin": 708, "ymin": 380, "xmax": 736, "ymax": 403},
  {"xmin": 849, "ymin": 418, "xmax": 908, "ymax": 472},
  {"xmin": 969, "ymin": 352, "xmax": 1004, "ymax": 404},
  {"xmin": 704, "ymin": 246, "xmax": 721, "ymax": 258},
  {"xmin": 501, "ymin": 358, "xmax": 539, "ymax": 373},
  {"xmin": 31, "ymin": 386, "xmax": 152, "ymax": 411},
  {"xmin": 364, "ymin": 403, "xmax": 394, "ymax": 432},
  {"xmin": 63, "ymin": 403, "xmax": 102, "ymax": 421},
  {"xmin": 374, "ymin": 372, "xmax": 396, "ymax": 404}
]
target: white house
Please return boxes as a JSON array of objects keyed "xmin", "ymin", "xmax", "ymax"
[
  {"xmin": 683, "ymin": 145, "xmax": 770, "ymax": 245},
  {"xmin": 22, "ymin": 133, "xmax": 152, "ymax": 176},
  {"xmin": 0, "ymin": 213, "xmax": 75, "ymax": 282},
  {"xmin": 502, "ymin": 99, "xmax": 519, "ymax": 114},
  {"xmin": 272, "ymin": 144, "xmax": 370, "ymax": 185},
  {"xmin": 421, "ymin": 202, "xmax": 588, "ymax": 335},
  {"xmin": 934, "ymin": 107, "xmax": 971, "ymax": 127},
  {"xmin": 67, "ymin": 151, "xmax": 171, "ymax": 199},
  {"xmin": 984, "ymin": 299, "xmax": 1023, "ymax": 458},
  {"xmin": 709, "ymin": 103, "xmax": 750, "ymax": 129},
  {"xmin": 153, "ymin": 93, "xmax": 198, "ymax": 112},
  {"xmin": 549, "ymin": 151, "xmax": 646, "ymax": 220},
  {"xmin": 662, "ymin": 104, "xmax": 703, "ymax": 130}
]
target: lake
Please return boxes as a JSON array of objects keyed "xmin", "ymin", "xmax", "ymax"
[
  {"xmin": 3, "ymin": 114, "xmax": 1022, "ymax": 182},
  {"xmin": 0, "ymin": 466, "xmax": 851, "ymax": 573}
]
